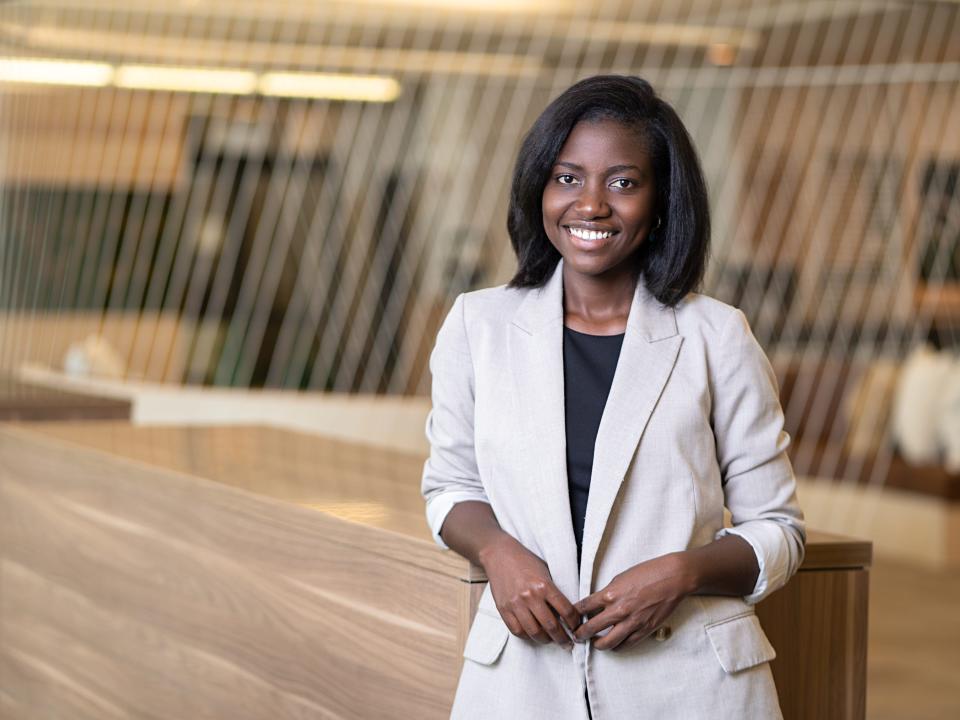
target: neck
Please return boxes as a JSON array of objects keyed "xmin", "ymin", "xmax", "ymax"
[{"xmin": 561, "ymin": 265, "xmax": 639, "ymax": 326}]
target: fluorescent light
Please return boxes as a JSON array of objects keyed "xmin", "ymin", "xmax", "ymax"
[
  {"xmin": 114, "ymin": 64, "xmax": 257, "ymax": 95},
  {"xmin": 0, "ymin": 58, "xmax": 112, "ymax": 87},
  {"xmin": 0, "ymin": 57, "xmax": 401, "ymax": 101},
  {"xmin": 16, "ymin": 27, "xmax": 541, "ymax": 77},
  {"xmin": 259, "ymin": 72, "xmax": 401, "ymax": 102}
]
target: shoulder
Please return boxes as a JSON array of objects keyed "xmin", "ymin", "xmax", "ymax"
[
  {"xmin": 671, "ymin": 290, "xmax": 742, "ymax": 341},
  {"xmin": 459, "ymin": 283, "xmax": 527, "ymax": 323},
  {"xmin": 434, "ymin": 284, "xmax": 526, "ymax": 355},
  {"xmin": 673, "ymin": 291, "xmax": 773, "ymax": 384}
]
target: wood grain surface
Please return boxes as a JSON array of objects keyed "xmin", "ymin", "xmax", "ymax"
[
  {"xmin": 759, "ymin": 568, "xmax": 870, "ymax": 719},
  {"xmin": 0, "ymin": 424, "xmax": 467, "ymax": 720},
  {"xmin": 0, "ymin": 422, "xmax": 872, "ymax": 719}
]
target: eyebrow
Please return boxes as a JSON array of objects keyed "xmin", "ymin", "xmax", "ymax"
[{"xmin": 554, "ymin": 161, "xmax": 644, "ymax": 174}]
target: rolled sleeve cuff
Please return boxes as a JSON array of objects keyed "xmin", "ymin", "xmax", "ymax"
[
  {"xmin": 425, "ymin": 491, "xmax": 491, "ymax": 550},
  {"xmin": 714, "ymin": 523, "xmax": 790, "ymax": 605}
]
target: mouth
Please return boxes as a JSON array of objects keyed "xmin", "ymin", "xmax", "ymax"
[{"xmin": 564, "ymin": 225, "xmax": 619, "ymax": 248}]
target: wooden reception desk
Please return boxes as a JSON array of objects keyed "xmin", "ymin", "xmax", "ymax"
[
  {"xmin": 0, "ymin": 423, "xmax": 870, "ymax": 720},
  {"xmin": 0, "ymin": 375, "xmax": 131, "ymax": 422}
]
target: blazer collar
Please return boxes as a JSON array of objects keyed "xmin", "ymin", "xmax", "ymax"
[
  {"xmin": 511, "ymin": 258, "xmax": 678, "ymax": 341},
  {"xmin": 507, "ymin": 258, "xmax": 683, "ymax": 601}
]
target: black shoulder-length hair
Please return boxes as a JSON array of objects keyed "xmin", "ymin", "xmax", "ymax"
[{"xmin": 506, "ymin": 74, "xmax": 710, "ymax": 307}]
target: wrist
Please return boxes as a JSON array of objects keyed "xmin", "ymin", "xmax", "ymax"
[
  {"xmin": 673, "ymin": 549, "xmax": 703, "ymax": 596},
  {"xmin": 477, "ymin": 531, "xmax": 514, "ymax": 571}
]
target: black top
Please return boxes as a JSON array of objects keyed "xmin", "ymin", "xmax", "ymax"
[{"xmin": 562, "ymin": 325, "xmax": 625, "ymax": 566}]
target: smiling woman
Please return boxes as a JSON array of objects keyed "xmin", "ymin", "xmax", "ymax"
[
  {"xmin": 507, "ymin": 75, "xmax": 710, "ymax": 316},
  {"xmin": 421, "ymin": 75, "xmax": 804, "ymax": 720},
  {"xmin": 541, "ymin": 120, "xmax": 658, "ymax": 331}
]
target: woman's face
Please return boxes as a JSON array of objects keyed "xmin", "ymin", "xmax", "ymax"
[{"xmin": 541, "ymin": 118, "xmax": 658, "ymax": 283}]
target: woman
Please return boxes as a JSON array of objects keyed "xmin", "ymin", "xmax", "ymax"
[{"xmin": 421, "ymin": 75, "xmax": 805, "ymax": 720}]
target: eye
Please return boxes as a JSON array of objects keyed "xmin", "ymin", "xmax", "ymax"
[
  {"xmin": 610, "ymin": 178, "xmax": 636, "ymax": 190},
  {"xmin": 556, "ymin": 174, "xmax": 578, "ymax": 185}
]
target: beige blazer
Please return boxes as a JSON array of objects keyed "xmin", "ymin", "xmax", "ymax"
[{"xmin": 421, "ymin": 258, "xmax": 805, "ymax": 719}]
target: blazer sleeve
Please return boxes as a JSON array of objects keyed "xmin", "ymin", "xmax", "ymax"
[
  {"xmin": 420, "ymin": 293, "xmax": 491, "ymax": 550},
  {"xmin": 711, "ymin": 308, "xmax": 806, "ymax": 605}
]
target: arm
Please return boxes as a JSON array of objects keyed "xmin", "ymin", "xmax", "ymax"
[
  {"xmin": 572, "ymin": 536, "xmax": 761, "ymax": 651},
  {"xmin": 421, "ymin": 294, "xmax": 491, "ymax": 548},
  {"xmin": 420, "ymin": 294, "xmax": 580, "ymax": 646},
  {"xmin": 682, "ymin": 533, "xmax": 760, "ymax": 597},
  {"xmin": 438, "ymin": 500, "xmax": 508, "ymax": 569},
  {"xmin": 703, "ymin": 307, "xmax": 806, "ymax": 604}
]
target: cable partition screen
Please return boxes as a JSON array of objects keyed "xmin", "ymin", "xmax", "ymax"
[{"xmin": 1, "ymin": 0, "xmax": 958, "ymax": 491}]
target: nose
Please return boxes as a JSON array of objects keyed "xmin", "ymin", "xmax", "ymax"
[{"xmin": 573, "ymin": 182, "xmax": 610, "ymax": 218}]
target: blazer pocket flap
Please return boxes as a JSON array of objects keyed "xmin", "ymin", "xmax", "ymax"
[
  {"xmin": 463, "ymin": 611, "xmax": 511, "ymax": 666},
  {"xmin": 705, "ymin": 613, "xmax": 776, "ymax": 674}
]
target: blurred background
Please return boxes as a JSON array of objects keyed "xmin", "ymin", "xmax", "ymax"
[{"xmin": 0, "ymin": 1, "xmax": 958, "ymax": 718}]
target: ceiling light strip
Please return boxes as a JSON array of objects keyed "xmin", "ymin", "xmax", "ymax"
[
  {"xmin": 113, "ymin": 64, "xmax": 258, "ymax": 95},
  {"xmin": 258, "ymin": 71, "xmax": 401, "ymax": 101},
  {"xmin": 0, "ymin": 58, "xmax": 112, "ymax": 86},
  {"xmin": 0, "ymin": 57, "xmax": 401, "ymax": 102}
]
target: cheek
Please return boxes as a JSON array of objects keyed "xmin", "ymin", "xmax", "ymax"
[
  {"xmin": 623, "ymin": 196, "xmax": 656, "ymax": 226},
  {"xmin": 541, "ymin": 193, "xmax": 562, "ymax": 228}
]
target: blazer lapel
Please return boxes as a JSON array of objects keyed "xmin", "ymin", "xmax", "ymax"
[
  {"xmin": 509, "ymin": 258, "xmax": 683, "ymax": 602},
  {"xmin": 509, "ymin": 260, "xmax": 578, "ymax": 600},
  {"xmin": 579, "ymin": 279, "xmax": 682, "ymax": 596}
]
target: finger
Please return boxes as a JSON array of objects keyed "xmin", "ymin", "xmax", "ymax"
[
  {"xmin": 501, "ymin": 610, "xmax": 525, "ymax": 638},
  {"xmin": 574, "ymin": 591, "xmax": 607, "ymax": 617},
  {"xmin": 594, "ymin": 620, "xmax": 644, "ymax": 651},
  {"xmin": 612, "ymin": 627, "xmax": 651, "ymax": 652},
  {"xmin": 573, "ymin": 608, "xmax": 618, "ymax": 642},
  {"xmin": 514, "ymin": 605, "xmax": 551, "ymax": 644},
  {"xmin": 529, "ymin": 601, "xmax": 571, "ymax": 647},
  {"xmin": 545, "ymin": 587, "xmax": 581, "ymax": 633}
]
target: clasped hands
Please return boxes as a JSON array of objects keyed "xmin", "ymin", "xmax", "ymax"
[{"xmin": 479, "ymin": 534, "xmax": 695, "ymax": 652}]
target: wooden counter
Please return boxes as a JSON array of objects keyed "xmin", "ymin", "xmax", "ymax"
[
  {"xmin": 0, "ymin": 376, "xmax": 130, "ymax": 422},
  {"xmin": 0, "ymin": 423, "xmax": 869, "ymax": 719},
  {"xmin": 758, "ymin": 530, "xmax": 870, "ymax": 719}
]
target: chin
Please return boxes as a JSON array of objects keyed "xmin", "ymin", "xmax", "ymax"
[{"xmin": 563, "ymin": 258, "xmax": 622, "ymax": 277}]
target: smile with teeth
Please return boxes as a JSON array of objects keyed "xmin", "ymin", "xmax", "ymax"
[{"xmin": 567, "ymin": 226, "xmax": 616, "ymax": 241}]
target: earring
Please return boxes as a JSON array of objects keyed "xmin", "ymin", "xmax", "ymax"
[{"xmin": 653, "ymin": 216, "xmax": 663, "ymax": 231}]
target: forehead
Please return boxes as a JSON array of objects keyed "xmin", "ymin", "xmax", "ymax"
[{"xmin": 555, "ymin": 119, "xmax": 649, "ymax": 165}]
